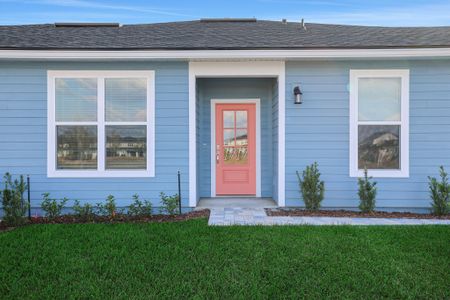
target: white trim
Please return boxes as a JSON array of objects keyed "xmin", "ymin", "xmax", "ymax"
[
  {"xmin": 189, "ymin": 61, "xmax": 285, "ymax": 207},
  {"xmin": 3, "ymin": 48, "xmax": 450, "ymax": 60},
  {"xmin": 277, "ymin": 63, "xmax": 286, "ymax": 206},
  {"xmin": 188, "ymin": 66, "xmax": 197, "ymax": 207},
  {"xmin": 97, "ymin": 77, "xmax": 105, "ymax": 172},
  {"xmin": 349, "ymin": 69, "xmax": 409, "ymax": 178},
  {"xmin": 47, "ymin": 70, "xmax": 155, "ymax": 178},
  {"xmin": 210, "ymin": 99, "xmax": 261, "ymax": 198}
]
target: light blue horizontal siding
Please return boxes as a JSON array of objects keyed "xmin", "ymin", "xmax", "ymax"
[
  {"xmin": 0, "ymin": 61, "xmax": 190, "ymax": 209},
  {"xmin": 271, "ymin": 80, "xmax": 279, "ymax": 201},
  {"xmin": 197, "ymin": 78, "xmax": 276, "ymax": 198},
  {"xmin": 285, "ymin": 59, "xmax": 450, "ymax": 209},
  {"xmin": 3, "ymin": 59, "xmax": 450, "ymax": 211}
]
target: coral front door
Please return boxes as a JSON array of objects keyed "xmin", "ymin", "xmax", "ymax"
[{"xmin": 215, "ymin": 103, "xmax": 256, "ymax": 195}]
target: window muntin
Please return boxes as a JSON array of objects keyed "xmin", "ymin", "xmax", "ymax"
[
  {"xmin": 48, "ymin": 71, "xmax": 155, "ymax": 177},
  {"xmin": 350, "ymin": 70, "xmax": 409, "ymax": 178},
  {"xmin": 222, "ymin": 110, "xmax": 249, "ymax": 165}
]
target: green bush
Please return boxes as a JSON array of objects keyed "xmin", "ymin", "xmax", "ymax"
[
  {"xmin": 41, "ymin": 193, "xmax": 68, "ymax": 219},
  {"xmin": 357, "ymin": 168, "xmax": 377, "ymax": 213},
  {"xmin": 1, "ymin": 173, "xmax": 28, "ymax": 226},
  {"xmin": 428, "ymin": 166, "xmax": 450, "ymax": 216},
  {"xmin": 128, "ymin": 194, "xmax": 152, "ymax": 217},
  {"xmin": 96, "ymin": 195, "xmax": 117, "ymax": 218},
  {"xmin": 296, "ymin": 162, "xmax": 325, "ymax": 210},
  {"xmin": 159, "ymin": 192, "xmax": 179, "ymax": 215},
  {"xmin": 72, "ymin": 200, "xmax": 96, "ymax": 222}
]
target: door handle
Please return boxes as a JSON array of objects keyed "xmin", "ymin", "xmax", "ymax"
[{"xmin": 216, "ymin": 145, "xmax": 220, "ymax": 163}]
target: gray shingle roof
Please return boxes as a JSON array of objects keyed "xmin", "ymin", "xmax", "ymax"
[{"xmin": 1, "ymin": 20, "xmax": 450, "ymax": 50}]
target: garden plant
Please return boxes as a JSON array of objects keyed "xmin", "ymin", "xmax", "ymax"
[
  {"xmin": 357, "ymin": 168, "xmax": 377, "ymax": 213},
  {"xmin": 428, "ymin": 166, "xmax": 450, "ymax": 216},
  {"xmin": 0, "ymin": 173, "xmax": 28, "ymax": 226},
  {"xmin": 296, "ymin": 162, "xmax": 325, "ymax": 210}
]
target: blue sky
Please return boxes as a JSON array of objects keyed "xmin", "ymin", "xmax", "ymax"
[{"xmin": 1, "ymin": 0, "xmax": 450, "ymax": 26}]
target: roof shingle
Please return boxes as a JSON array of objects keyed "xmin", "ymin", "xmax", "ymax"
[{"xmin": 1, "ymin": 20, "xmax": 450, "ymax": 50}]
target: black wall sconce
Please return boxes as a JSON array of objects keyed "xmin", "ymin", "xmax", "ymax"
[{"xmin": 293, "ymin": 85, "xmax": 302, "ymax": 104}]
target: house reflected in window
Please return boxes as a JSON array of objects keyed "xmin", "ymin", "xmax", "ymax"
[{"xmin": 106, "ymin": 126, "xmax": 147, "ymax": 169}]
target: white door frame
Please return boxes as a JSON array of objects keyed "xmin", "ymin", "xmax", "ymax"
[
  {"xmin": 210, "ymin": 99, "xmax": 261, "ymax": 197},
  {"xmin": 189, "ymin": 61, "xmax": 286, "ymax": 207}
]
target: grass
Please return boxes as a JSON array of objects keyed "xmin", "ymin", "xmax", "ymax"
[{"xmin": 0, "ymin": 219, "xmax": 449, "ymax": 299}]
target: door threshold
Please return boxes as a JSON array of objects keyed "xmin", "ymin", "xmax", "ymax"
[
  {"xmin": 197, "ymin": 197, "xmax": 277, "ymax": 208},
  {"xmin": 214, "ymin": 195, "xmax": 257, "ymax": 197}
]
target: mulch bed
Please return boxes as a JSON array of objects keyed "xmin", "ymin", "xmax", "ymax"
[
  {"xmin": 0, "ymin": 209, "xmax": 210, "ymax": 232},
  {"xmin": 266, "ymin": 208, "xmax": 450, "ymax": 220}
]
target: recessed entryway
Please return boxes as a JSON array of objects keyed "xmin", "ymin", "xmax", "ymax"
[
  {"xmin": 196, "ymin": 78, "xmax": 276, "ymax": 201},
  {"xmin": 190, "ymin": 61, "xmax": 286, "ymax": 207}
]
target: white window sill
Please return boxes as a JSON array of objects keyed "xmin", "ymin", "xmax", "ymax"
[
  {"xmin": 47, "ymin": 170, "xmax": 155, "ymax": 178},
  {"xmin": 350, "ymin": 169, "xmax": 409, "ymax": 178}
]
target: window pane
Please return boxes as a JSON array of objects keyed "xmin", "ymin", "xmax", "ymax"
[
  {"xmin": 223, "ymin": 129, "xmax": 235, "ymax": 146},
  {"xmin": 358, "ymin": 125, "xmax": 400, "ymax": 169},
  {"xmin": 236, "ymin": 129, "xmax": 248, "ymax": 146},
  {"xmin": 236, "ymin": 111, "xmax": 247, "ymax": 128},
  {"xmin": 358, "ymin": 78, "xmax": 401, "ymax": 121},
  {"xmin": 57, "ymin": 126, "xmax": 97, "ymax": 169},
  {"xmin": 105, "ymin": 78, "xmax": 147, "ymax": 122},
  {"xmin": 223, "ymin": 111, "xmax": 234, "ymax": 128},
  {"xmin": 223, "ymin": 147, "xmax": 248, "ymax": 165},
  {"xmin": 106, "ymin": 126, "xmax": 146, "ymax": 169},
  {"xmin": 56, "ymin": 78, "xmax": 97, "ymax": 122}
]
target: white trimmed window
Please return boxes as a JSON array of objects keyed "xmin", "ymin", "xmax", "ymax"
[
  {"xmin": 349, "ymin": 70, "xmax": 409, "ymax": 177},
  {"xmin": 47, "ymin": 71, "xmax": 155, "ymax": 177}
]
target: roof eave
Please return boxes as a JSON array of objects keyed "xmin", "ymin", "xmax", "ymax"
[{"xmin": 1, "ymin": 48, "xmax": 450, "ymax": 60}]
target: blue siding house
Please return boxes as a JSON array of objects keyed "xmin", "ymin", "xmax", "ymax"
[{"xmin": 1, "ymin": 19, "xmax": 450, "ymax": 212}]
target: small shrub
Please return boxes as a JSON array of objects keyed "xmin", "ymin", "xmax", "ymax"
[
  {"xmin": 1, "ymin": 173, "xmax": 28, "ymax": 226},
  {"xmin": 72, "ymin": 200, "xmax": 95, "ymax": 221},
  {"xmin": 296, "ymin": 162, "xmax": 325, "ymax": 210},
  {"xmin": 159, "ymin": 192, "xmax": 179, "ymax": 215},
  {"xmin": 357, "ymin": 168, "xmax": 377, "ymax": 213},
  {"xmin": 41, "ymin": 193, "xmax": 68, "ymax": 219},
  {"xmin": 96, "ymin": 195, "xmax": 117, "ymax": 218},
  {"xmin": 428, "ymin": 166, "xmax": 450, "ymax": 216},
  {"xmin": 128, "ymin": 194, "xmax": 152, "ymax": 217}
]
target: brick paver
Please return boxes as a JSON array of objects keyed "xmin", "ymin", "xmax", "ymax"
[{"xmin": 208, "ymin": 208, "xmax": 450, "ymax": 226}]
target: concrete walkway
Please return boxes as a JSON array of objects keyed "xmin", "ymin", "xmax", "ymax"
[{"xmin": 208, "ymin": 208, "xmax": 450, "ymax": 226}]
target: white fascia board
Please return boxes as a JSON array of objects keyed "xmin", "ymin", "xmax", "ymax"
[{"xmin": 1, "ymin": 48, "xmax": 450, "ymax": 60}]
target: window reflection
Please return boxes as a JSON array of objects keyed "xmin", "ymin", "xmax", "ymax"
[
  {"xmin": 106, "ymin": 126, "xmax": 147, "ymax": 169},
  {"xmin": 224, "ymin": 147, "xmax": 248, "ymax": 164},
  {"xmin": 236, "ymin": 129, "xmax": 248, "ymax": 146},
  {"xmin": 358, "ymin": 78, "xmax": 401, "ymax": 121},
  {"xmin": 56, "ymin": 78, "xmax": 97, "ymax": 122},
  {"xmin": 223, "ymin": 129, "xmax": 235, "ymax": 146},
  {"xmin": 105, "ymin": 78, "xmax": 147, "ymax": 122},
  {"xmin": 57, "ymin": 126, "xmax": 97, "ymax": 169},
  {"xmin": 222, "ymin": 109, "xmax": 249, "ymax": 165},
  {"xmin": 236, "ymin": 111, "xmax": 247, "ymax": 128},
  {"xmin": 358, "ymin": 125, "xmax": 400, "ymax": 169},
  {"xmin": 223, "ymin": 111, "xmax": 234, "ymax": 128}
]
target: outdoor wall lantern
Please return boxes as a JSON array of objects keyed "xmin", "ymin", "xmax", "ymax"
[{"xmin": 293, "ymin": 85, "xmax": 303, "ymax": 104}]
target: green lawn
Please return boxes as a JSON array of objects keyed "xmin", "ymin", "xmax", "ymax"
[{"xmin": 0, "ymin": 219, "xmax": 449, "ymax": 299}]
